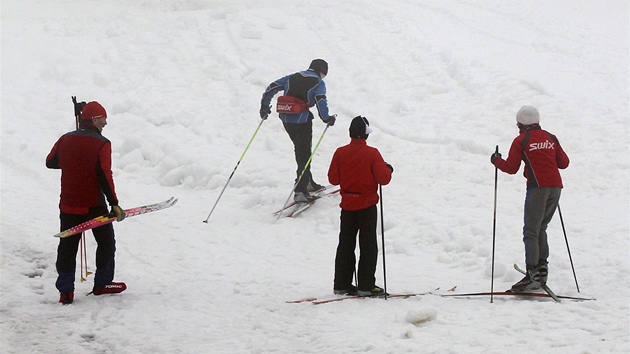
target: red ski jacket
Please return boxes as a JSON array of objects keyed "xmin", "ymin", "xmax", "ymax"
[
  {"xmin": 493, "ymin": 127, "xmax": 569, "ymax": 188},
  {"xmin": 328, "ymin": 139, "xmax": 392, "ymax": 211},
  {"xmin": 46, "ymin": 124, "xmax": 119, "ymax": 214}
]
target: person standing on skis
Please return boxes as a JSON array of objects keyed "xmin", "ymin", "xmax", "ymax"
[
  {"xmin": 328, "ymin": 116, "xmax": 393, "ymax": 297},
  {"xmin": 491, "ymin": 106, "xmax": 570, "ymax": 291},
  {"xmin": 260, "ymin": 59, "xmax": 336, "ymax": 203},
  {"xmin": 46, "ymin": 101, "xmax": 127, "ymax": 304}
]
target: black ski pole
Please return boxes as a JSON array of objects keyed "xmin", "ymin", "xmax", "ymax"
[
  {"xmin": 558, "ymin": 204, "xmax": 580, "ymax": 292},
  {"xmin": 71, "ymin": 96, "xmax": 86, "ymax": 130},
  {"xmin": 490, "ymin": 145, "xmax": 499, "ymax": 303},
  {"xmin": 71, "ymin": 96, "xmax": 91, "ymax": 281},
  {"xmin": 380, "ymin": 184, "xmax": 387, "ymax": 299}
]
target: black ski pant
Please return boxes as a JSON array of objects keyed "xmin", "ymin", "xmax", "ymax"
[
  {"xmin": 283, "ymin": 118, "xmax": 313, "ymax": 194},
  {"xmin": 56, "ymin": 205, "xmax": 117, "ymax": 293},
  {"xmin": 334, "ymin": 205, "xmax": 378, "ymax": 291}
]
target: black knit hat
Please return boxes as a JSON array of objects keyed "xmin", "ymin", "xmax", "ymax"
[
  {"xmin": 309, "ymin": 59, "xmax": 328, "ymax": 76},
  {"xmin": 349, "ymin": 116, "xmax": 373, "ymax": 139}
]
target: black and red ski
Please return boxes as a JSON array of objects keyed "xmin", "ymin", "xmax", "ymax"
[
  {"xmin": 274, "ymin": 185, "xmax": 340, "ymax": 217},
  {"xmin": 287, "ymin": 286, "xmax": 459, "ymax": 305},
  {"xmin": 287, "ymin": 292, "xmax": 430, "ymax": 305},
  {"xmin": 442, "ymin": 291, "xmax": 593, "ymax": 301}
]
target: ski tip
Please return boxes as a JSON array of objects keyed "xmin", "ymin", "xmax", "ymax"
[{"xmin": 54, "ymin": 231, "xmax": 78, "ymax": 238}]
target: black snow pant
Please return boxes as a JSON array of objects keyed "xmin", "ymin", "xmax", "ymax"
[
  {"xmin": 334, "ymin": 205, "xmax": 378, "ymax": 291},
  {"xmin": 56, "ymin": 205, "xmax": 117, "ymax": 293},
  {"xmin": 283, "ymin": 118, "xmax": 313, "ymax": 194}
]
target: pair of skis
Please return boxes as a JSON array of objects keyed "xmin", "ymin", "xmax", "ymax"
[
  {"xmin": 274, "ymin": 185, "xmax": 340, "ymax": 218},
  {"xmin": 512, "ymin": 263, "xmax": 560, "ymax": 302},
  {"xmin": 53, "ymin": 197, "xmax": 178, "ymax": 238},
  {"xmin": 441, "ymin": 291, "xmax": 591, "ymax": 302},
  {"xmin": 289, "ymin": 286, "xmax": 459, "ymax": 305},
  {"xmin": 288, "ymin": 292, "xmax": 430, "ymax": 305},
  {"xmin": 442, "ymin": 264, "xmax": 593, "ymax": 302}
]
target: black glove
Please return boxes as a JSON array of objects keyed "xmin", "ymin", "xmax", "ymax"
[
  {"xmin": 326, "ymin": 115, "xmax": 336, "ymax": 126},
  {"xmin": 260, "ymin": 105, "xmax": 271, "ymax": 120},
  {"xmin": 386, "ymin": 163, "xmax": 394, "ymax": 173},
  {"xmin": 111, "ymin": 205, "xmax": 126, "ymax": 222},
  {"xmin": 490, "ymin": 152, "xmax": 502, "ymax": 164}
]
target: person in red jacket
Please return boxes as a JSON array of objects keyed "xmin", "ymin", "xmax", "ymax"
[
  {"xmin": 46, "ymin": 101, "xmax": 127, "ymax": 304},
  {"xmin": 328, "ymin": 116, "xmax": 393, "ymax": 297},
  {"xmin": 491, "ymin": 106, "xmax": 570, "ymax": 291}
]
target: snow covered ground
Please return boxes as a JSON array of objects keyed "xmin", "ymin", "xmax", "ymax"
[{"xmin": 2, "ymin": 1, "xmax": 628, "ymax": 353}]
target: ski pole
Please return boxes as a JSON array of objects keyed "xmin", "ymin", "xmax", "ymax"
[
  {"xmin": 80, "ymin": 235, "xmax": 86, "ymax": 282},
  {"xmin": 380, "ymin": 184, "xmax": 387, "ymax": 299},
  {"xmin": 558, "ymin": 204, "xmax": 580, "ymax": 292},
  {"xmin": 276, "ymin": 124, "xmax": 330, "ymax": 220},
  {"xmin": 203, "ymin": 119, "xmax": 265, "ymax": 223},
  {"xmin": 80, "ymin": 234, "xmax": 93, "ymax": 282},
  {"xmin": 72, "ymin": 96, "xmax": 92, "ymax": 281},
  {"xmin": 490, "ymin": 145, "xmax": 499, "ymax": 303},
  {"xmin": 71, "ymin": 96, "xmax": 85, "ymax": 130}
]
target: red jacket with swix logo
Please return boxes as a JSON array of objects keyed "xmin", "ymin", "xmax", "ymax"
[
  {"xmin": 493, "ymin": 126, "xmax": 569, "ymax": 188},
  {"xmin": 46, "ymin": 124, "xmax": 119, "ymax": 214},
  {"xmin": 328, "ymin": 138, "xmax": 392, "ymax": 211}
]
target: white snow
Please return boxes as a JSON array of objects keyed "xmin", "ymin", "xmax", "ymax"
[{"xmin": 2, "ymin": 1, "xmax": 629, "ymax": 353}]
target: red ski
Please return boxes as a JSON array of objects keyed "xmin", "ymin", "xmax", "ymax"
[
  {"xmin": 54, "ymin": 197, "xmax": 178, "ymax": 238},
  {"xmin": 287, "ymin": 293, "xmax": 430, "ymax": 305},
  {"xmin": 312, "ymin": 293, "xmax": 427, "ymax": 304}
]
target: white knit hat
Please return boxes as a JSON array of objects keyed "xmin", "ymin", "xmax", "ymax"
[{"xmin": 516, "ymin": 106, "xmax": 540, "ymax": 125}]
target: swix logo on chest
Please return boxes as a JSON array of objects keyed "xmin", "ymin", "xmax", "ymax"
[{"xmin": 529, "ymin": 140, "xmax": 555, "ymax": 151}]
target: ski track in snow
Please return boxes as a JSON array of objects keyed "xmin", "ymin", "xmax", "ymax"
[{"xmin": 1, "ymin": 1, "xmax": 628, "ymax": 353}]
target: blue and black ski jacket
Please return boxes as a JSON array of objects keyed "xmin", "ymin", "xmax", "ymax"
[{"xmin": 261, "ymin": 69, "xmax": 331, "ymax": 124}]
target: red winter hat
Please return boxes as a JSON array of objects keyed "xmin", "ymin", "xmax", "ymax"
[{"xmin": 81, "ymin": 101, "xmax": 107, "ymax": 120}]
